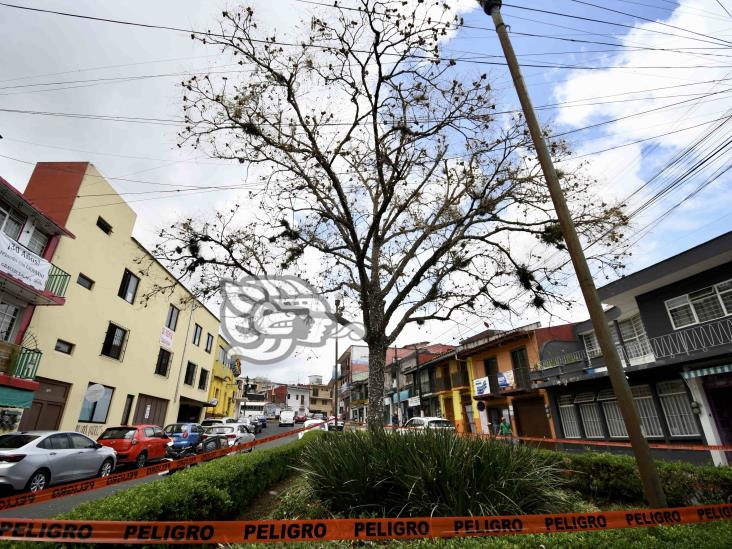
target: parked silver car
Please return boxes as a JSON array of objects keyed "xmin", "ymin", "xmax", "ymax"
[
  {"xmin": 203, "ymin": 424, "xmax": 256, "ymax": 451},
  {"xmin": 0, "ymin": 431, "xmax": 117, "ymax": 492}
]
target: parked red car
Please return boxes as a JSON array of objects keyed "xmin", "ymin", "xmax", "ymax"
[
  {"xmin": 294, "ymin": 413, "xmax": 308, "ymax": 423},
  {"xmin": 97, "ymin": 425, "xmax": 170, "ymax": 468}
]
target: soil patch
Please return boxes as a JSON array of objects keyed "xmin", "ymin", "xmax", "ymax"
[{"xmin": 237, "ymin": 474, "xmax": 298, "ymax": 520}]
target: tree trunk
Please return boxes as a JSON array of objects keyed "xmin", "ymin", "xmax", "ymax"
[{"xmin": 367, "ymin": 338, "xmax": 387, "ymax": 428}]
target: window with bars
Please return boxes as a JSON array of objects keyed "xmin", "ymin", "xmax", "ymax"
[
  {"xmin": 27, "ymin": 229, "xmax": 48, "ymax": 256},
  {"xmin": 597, "ymin": 389, "xmax": 628, "ymax": 438},
  {"xmin": 665, "ymin": 279, "xmax": 732, "ymax": 329},
  {"xmin": 617, "ymin": 314, "xmax": 653, "ymax": 361},
  {"xmin": 574, "ymin": 393, "xmax": 604, "ymax": 438},
  {"xmin": 657, "ymin": 380, "xmax": 699, "ymax": 436},
  {"xmin": 580, "ymin": 327, "xmax": 621, "ymax": 359},
  {"xmin": 557, "ymin": 395, "xmax": 581, "ymax": 438},
  {"xmin": 631, "ymin": 385, "xmax": 664, "ymax": 437},
  {"xmin": 101, "ymin": 322, "xmax": 128, "ymax": 360},
  {"xmin": 0, "ymin": 302, "xmax": 19, "ymax": 342}
]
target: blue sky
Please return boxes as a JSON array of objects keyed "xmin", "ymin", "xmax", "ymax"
[{"xmin": 0, "ymin": 1, "xmax": 730, "ymax": 381}]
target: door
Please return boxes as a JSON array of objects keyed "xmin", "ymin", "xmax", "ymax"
[
  {"xmin": 42, "ymin": 433, "xmax": 78, "ymax": 483},
  {"xmin": 513, "ymin": 397, "xmax": 552, "ymax": 438},
  {"xmin": 69, "ymin": 433, "xmax": 103, "ymax": 478},
  {"xmin": 132, "ymin": 395, "xmax": 168, "ymax": 426},
  {"xmin": 151, "ymin": 426, "xmax": 168, "ymax": 459},
  {"xmin": 20, "ymin": 378, "xmax": 70, "ymax": 431}
]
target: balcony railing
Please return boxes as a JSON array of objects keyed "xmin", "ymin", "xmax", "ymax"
[
  {"xmin": 420, "ymin": 381, "xmax": 431, "ymax": 395},
  {"xmin": 10, "ymin": 347, "xmax": 42, "ymax": 379},
  {"xmin": 513, "ymin": 366, "xmax": 531, "ymax": 390},
  {"xmin": 450, "ymin": 370, "xmax": 470, "ymax": 388},
  {"xmin": 45, "ymin": 264, "xmax": 70, "ymax": 297},
  {"xmin": 534, "ymin": 349, "xmax": 588, "ymax": 371},
  {"xmin": 650, "ymin": 318, "xmax": 732, "ymax": 359}
]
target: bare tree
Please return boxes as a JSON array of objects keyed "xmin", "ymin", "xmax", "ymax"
[{"xmin": 155, "ymin": 1, "xmax": 627, "ymax": 426}]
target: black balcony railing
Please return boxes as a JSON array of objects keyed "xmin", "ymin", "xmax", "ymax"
[{"xmin": 513, "ymin": 366, "xmax": 531, "ymax": 390}]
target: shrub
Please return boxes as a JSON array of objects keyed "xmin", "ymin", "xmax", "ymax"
[
  {"xmin": 61, "ymin": 431, "xmax": 324, "ymax": 521},
  {"xmin": 299, "ymin": 429, "xmax": 569, "ymax": 517},
  {"xmin": 546, "ymin": 449, "xmax": 732, "ymax": 505}
]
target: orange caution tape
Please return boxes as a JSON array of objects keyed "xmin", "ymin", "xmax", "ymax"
[
  {"xmin": 0, "ymin": 504, "xmax": 729, "ymax": 544},
  {"xmin": 0, "ymin": 422, "xmax": 325, "ymax": 512}
]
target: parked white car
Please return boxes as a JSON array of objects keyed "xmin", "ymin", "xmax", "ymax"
[
  {"xmin": 398, "ymin": 417, "xmax": 455, "ymax": 432},
  {"xmin": 203, "ymin": 424, "xmax": 255, "ymax": 451},
  {"xmin": 298, "ymin": 419, "xmax": 328, "ymax": 439},
  {"xmin": 279, "ymin": 410, "xmax": 295, "ymax": 427}
]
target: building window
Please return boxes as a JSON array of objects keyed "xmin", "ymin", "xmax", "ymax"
[
  {"xmin": 631, "ymin": 385, "xmax": 664, "ymax": 438},
  {"xmin": 117, "ymin": 269, "xmax": 140, "ymax": 304},
  {"xmin": 597, "ymin": 389, "xmax": 627, "ymax": 438},
  {"xmin": 184, "ymin": 362, "xmax": 197, "ymax": 386},
  {"xmin": 657, "ymin": 380, "xmax": 699, "ymax": 436},
  {"xmin": 617, "ymin": 314, "xmax": 653, "ymax": 362},
  {"xmin": 101, "ymin": 322, "xmax": 128, "ymax": 360},
  {"xmin": 2, "ymin": 211, "xmax": 26, "ymax": 241},
  {"xmin": 155, "ymin": 348, "xmax": 172, "ymax": 377},
  {"xmin": 510, "ymin": 347, "xmax": 531, "ymax": 389},
  {"xmin": 574, "ymin": 392, "xmax": 604, "ymax": 438},
  {"xmin": 27, "ymin": 229, "xmax": 48, "ymax": 256},
  {"xmin": 313, "ymin": 388, "xmax": 319, "ymax": 397},
  {"xmin": 218, "ymin": 346, "xmax": 226, "ymax": 363},
  {"xmin": 205, "ymin": 333, "xmax": 213, "ymax": 353},
  {"xmin": 580, "ymin": 332, "xmax": 602, "ymax": 359},
  {"xmin": 165, "ymin": 304, "xmax": 179, "ymax": 331},
  {"xmin": 96, "ymin": 216, "xmax": 112, "ymax": 235},
  {"xmin": 121, "ymin": 394, "xmax": 134, "ymax": 425},
  {"xmin": 78, "ymin": 383, "xmax": 114, "ymax": 423},
  {"xmin": 665, "ymin": 279, "xmax": 732, "ymax": 330},
  {"xmin": 198, "ymin": 369, "xmax": 209, "ymax": 391},
  {"xmin": 77, "ymin": 273, "xmax": 94, "ymax": 290},
  {"xmin": 557, "ymin": 395, "xmax": 581, "ymax": 438},
  {"xmin": 192, "ymin": 324, "xmax": 202, "ymax": 346},
  {"xmin": 0, "ymin": 303, "xmax": 19, "ymax": 342},
  {"xmin": 54, "ymin": 339, "xmax": 74, "ymax": 355}
]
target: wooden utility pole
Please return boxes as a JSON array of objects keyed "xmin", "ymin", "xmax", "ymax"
[{"xmin": 478, "ymin": 0, "xmax": 666, "ymax": 507}]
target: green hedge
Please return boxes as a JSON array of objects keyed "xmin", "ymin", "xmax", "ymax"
[
  {"xmin": 544, "ymin": 449, "xmax": 732, "ymax": 506},
  {"xmin": 60, "ymin": 431, "xmax": 323, "ymax": 521}
]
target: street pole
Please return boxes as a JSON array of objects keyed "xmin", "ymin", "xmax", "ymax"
[
  {"xmin": 415, "ymin": 347, "xmax": 424, "ymax": 417},
  {"xmin": 479, "ymin": 0, "xmax": 666, "ymax": 507},
  {"xmin": 333, "ymin": 296, "xmax": 342, "ymax": 427}
]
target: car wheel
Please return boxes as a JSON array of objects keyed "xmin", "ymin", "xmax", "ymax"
[
  {"xmin": 26, "ymin": 469, "xmax": 49, "ymax": 493},
  {"xmin": 135, "ymin": 452, "xmax": 147, "ymax": 469},
  {"xmin": 98, "ymin": 459, "xmax": 114, "ymax": 478}
]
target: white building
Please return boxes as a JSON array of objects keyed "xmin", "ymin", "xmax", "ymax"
[{"xmin": 285, "ymin": 385, "xmax": 309, "ymax": 415}]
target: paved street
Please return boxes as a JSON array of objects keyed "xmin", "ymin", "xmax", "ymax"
[{"xmin": 0, "ymin": 422, "xmax": 300, "ymax": 519}]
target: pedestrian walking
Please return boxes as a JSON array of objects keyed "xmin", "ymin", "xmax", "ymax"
[{"xmin": 498, "ymin": 416, "xmax": 512, "ymax": 436}]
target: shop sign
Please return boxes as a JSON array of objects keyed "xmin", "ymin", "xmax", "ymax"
[
  {"xmin": 408, "ymin": 396, "xmax": 421, "ymax": 407},
  {"xmin": 473, "ymin": 376, "xmax": 490, "ymax": 396},
  {"xmin": 160, "ymin": 327, "xmax": 174, "ymax": 350}
]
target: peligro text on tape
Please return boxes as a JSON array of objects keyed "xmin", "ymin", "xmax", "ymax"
[
  {"xmin": 0, "ymin": 504, "xmax": 730, "ymax": 544},
  {"xmin": 0, "ymin": 422, "xmax": 324, "ymax": 512}
]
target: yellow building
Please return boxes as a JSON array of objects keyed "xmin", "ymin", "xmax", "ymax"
[
  {"xmin": 18, "ymin": 162, "xmax": 221, "ymax": 435},
  {"xmin": 207, "ymin": 336, "xmax": 236, "ymax": 419}
]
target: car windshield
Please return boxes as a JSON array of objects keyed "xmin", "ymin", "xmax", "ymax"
[
  {"xmin": 0, "ymin": 434, "xmax": 39, "ymax": 449},
  {"xmin": 99, "ymin": 428, "xmax": 136, "ymax": 440},
  {"xmin": 164, "ymin": 424, "xmax": 188, "ymax": 434},
  {"xmin": 224, "ymin": 419, "xmax": 238, "ymax": 424},
  {"xmin": 428, "ymin": 420, "xmax": 454, "ymax": 429},
  {"xmin": 206, "ymin": 426, "xmax": 233, "ymax": 434}
]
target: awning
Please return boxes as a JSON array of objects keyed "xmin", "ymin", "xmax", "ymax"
[
  {"xmin": 0, "ymin": 385, "xmax": 34, "ymax": 408},
  {"xmin": 682, "ymin": 364, "xmax": 732, "ymax": 379}
]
